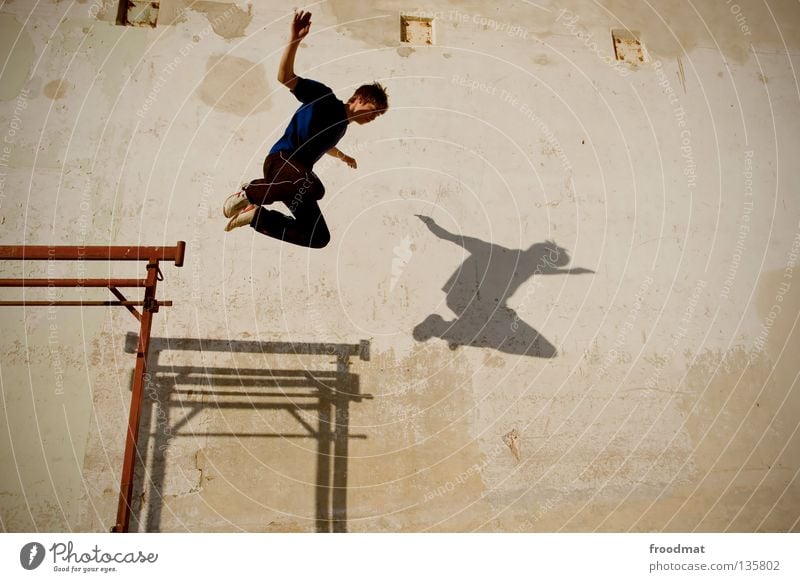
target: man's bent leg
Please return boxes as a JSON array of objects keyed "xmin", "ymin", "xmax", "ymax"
[
  {"xmin": 244, "ymin": 153, "xmax": 323, "ymax": 206},
  {"xmin": 251, "ymin": 198, "xmax": 330, "ymax": 248}
]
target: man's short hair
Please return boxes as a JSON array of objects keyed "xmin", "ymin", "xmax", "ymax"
[{"xmin": 349, "ymin": 82, "xmax": 389, "ymax": 111}]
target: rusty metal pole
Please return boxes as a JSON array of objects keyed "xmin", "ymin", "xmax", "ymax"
[{"xmin": 113, "ymin": 259, "xmax": 160, "ymax": 533}]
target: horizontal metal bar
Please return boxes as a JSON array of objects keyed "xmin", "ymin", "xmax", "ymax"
[
  {"xmin": 0, "ymin": 241, "xmax": 185, "ymax": 264},
  {"xmin": 165, "ymin": 433, "xmax": 368, "ymax": 439},
  {"xmin": 0, "ymin": 278, "xmax": 149, "ymax": 287},
  {"xmin": 0, "ymin": 300, "xmax": 173, "ymax": 307}
]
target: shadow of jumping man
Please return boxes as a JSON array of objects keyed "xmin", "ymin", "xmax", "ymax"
[{"xmin": 413, "ymin": 215, "xmax": 594, "ymax": 358}]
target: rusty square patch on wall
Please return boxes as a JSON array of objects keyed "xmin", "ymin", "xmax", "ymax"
[
  {"xmin": 400, "ymin": 14, "xmax": 435, "ymax": 44},
  {"xmin": 120, "ymin": 0, "xmax": 160, "ymax": 27},
  {"xmin": 612, "ymin": 29, "xmax": 647, "ymax": 63}
]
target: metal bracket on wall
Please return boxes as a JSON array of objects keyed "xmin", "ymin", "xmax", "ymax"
[
  {"xmin": 612, "ymin": 29, "xmax": 647, "ymax": 63},
  {"xmin": 400, "ymin": 14, "xmax": 435, "ymax": 45},
  {"xmin": 118, "ymin": 0, "xmax": 160, "ymax": 27}
]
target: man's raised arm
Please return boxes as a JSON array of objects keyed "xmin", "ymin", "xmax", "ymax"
[{"xmin": 277, "ymin": 10, "xmax": 311, "ymax": 91}]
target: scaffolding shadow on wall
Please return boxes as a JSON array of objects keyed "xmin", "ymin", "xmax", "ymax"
[{"xmin": 123, "ymin": 334, "xmax": 372, "ymax": 533}]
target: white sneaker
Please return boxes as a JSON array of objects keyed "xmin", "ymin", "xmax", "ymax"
[
  {"xmin": 223, "ymin": 191, "xmax": 249, "ymax": 218},
  {"xmin": 224, "ymin": 205, "xmax": 257, "ymax": 232}
]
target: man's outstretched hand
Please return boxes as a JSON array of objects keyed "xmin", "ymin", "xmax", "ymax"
[
  {"xmin": 291, "ymin": 10, "xmax": 312, "ymax": 42},
  {"xmin": 342, "ymin": 155, "xmax": 357, "ymax": 169}
]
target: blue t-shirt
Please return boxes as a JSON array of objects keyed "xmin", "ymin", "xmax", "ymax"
[{"xmin": 269, "ymin": 78, "xmax": 348, "ymax": 168}]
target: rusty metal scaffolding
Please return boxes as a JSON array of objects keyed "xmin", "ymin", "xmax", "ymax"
[{"xmin": 0, "ymin": 242, "xmax": 186, "ymax": 533}]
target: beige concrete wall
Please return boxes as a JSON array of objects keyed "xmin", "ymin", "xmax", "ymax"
[{"xmin": 1, "ymin": 0, "xmax": 798, "ymax": 532}]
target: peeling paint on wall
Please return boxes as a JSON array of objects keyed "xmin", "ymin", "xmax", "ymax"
[
  {"xmin": 549, "ymin": 0, "xmax": 800, "ymax": 63},
  {"xmin": 326, "ymin": 2, "xmax": 397, "ymax": 47},
  {"xmin": 186, "ymin": 1, "xmax": 253, "ymax": 39}
]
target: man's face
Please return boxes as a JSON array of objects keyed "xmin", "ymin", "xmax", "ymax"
[{"xmin": 351, "ymin": 98, "xmax": 384, "ymax": 124}]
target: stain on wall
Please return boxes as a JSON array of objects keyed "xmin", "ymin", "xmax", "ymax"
[
  {"xmin": 532, "ymin": 54, "xmax": 550, "ymax": 66},
  {"xmin": 0, "ymin": 13, "xmax": 35, "ymax": 101},
  {"xmin": 681, "ymin": 344, "xmax": 798, "ymax": 531},
  {"xmin": 756, "ymin": 269, "xmax": 800, "ymax": 398},
  {"xmin": 325, "ymin": 2, "xmax": 398, "ymax": 47},
  {"xmin": 43, "ymin": 79, "xmax": 70, "ymax": 100},
  {"xmin": 196, "ymin": 55, "xmax": 271, "ymax": 117}
]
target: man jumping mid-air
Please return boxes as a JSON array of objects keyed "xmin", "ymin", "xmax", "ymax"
[{"xmin": 223, "ymin": 10, "xmax": 389, "ymax": 248}]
